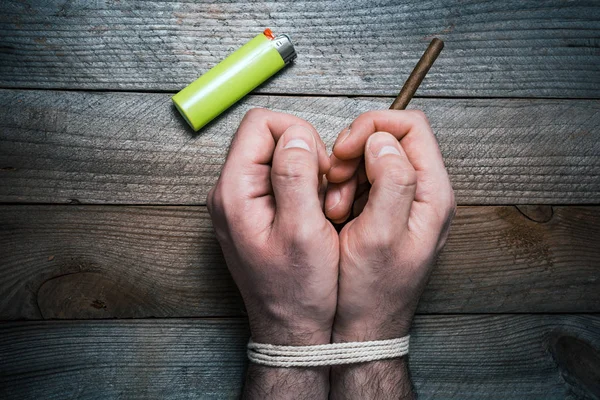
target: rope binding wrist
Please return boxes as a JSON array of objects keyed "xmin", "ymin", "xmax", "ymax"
[{"xmin": 247, "ymin": 336, "xmax": 410, "ymax": 368}]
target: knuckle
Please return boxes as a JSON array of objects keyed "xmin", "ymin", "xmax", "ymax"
[
  {"xmin": 219, "ymin": 193, "xmax": 238, "ymax": 221},
  {"xmin": 272, "ymin": 158, "xmax": 314, "ymax": 185},
  {"xmin": 211, "ymin": 186, "xmax": 224, "ymax": 207},
  {"xmin": 440, "ymin": 187, "xmax": 457, "ymax": 221},
  {"xmin": 373, "ymin": 229, "xmax": 396, "ymax": 249},
  {"xmin": 435, "ymin": 193, "xmax": 456, "ymax": 254},
  {"xmin": 208, "ymin": 187, "xmax": 225, "ymax": 216},
  {"xmin": 382, "ymin": 168, "xmax": 417, "ymax": 194},
  {"xmin": 356, "ymin": 110, "xmax": 379, "ymax": 124},
  {"xmin": 430, "ymin": 186, "xmax": 456, "ymax": 227},
  {"xmin": 244, "ymin": 107, "xmax": 268, "ymax": 120},
  {"xmin": 360, "ymin": 230, "xmax": 396, "ymax": 261},
  {"xmin": 293, "ymin": 119, "xmax": 316, "ymax": 133},
  {"xmin": 209, "ymin": 186, "xmax": 238, "ymax": 221},
  {"xmin": 206, "ymin": 187, "xmax": 215, "ymax": 213},
  {"xmin": 291, "ymin": 223, "xmax": 316, "ymax": 246},
  {"xmin": 213, "ymin": 222, "xmax": 230, "ymax": 244},
  {"xmin": 407, "ymin": 109, "xmax": 429, "ymax": 124},
  {"xmin": 206, "ymin": 188, "xmax": 231, "ymax": 241},
  {"xmin": 358, "ymin": 110, "xmax": 375, "ymax": 119},
  {"xmin": 449, "ymin": 189, "xmax": 457, "ymax": 212},
  {"xmin": 448, "ymin": 190, "xmax": 457, "ymax": 216}
]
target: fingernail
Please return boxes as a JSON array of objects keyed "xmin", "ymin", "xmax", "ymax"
[
  {"xmin": 334, "ymin": 126, "xmax": 351, "ymax": 149},
  {"xmin": 377, "ymin": 145, "xmax": 401, "ymax": 157},
  {"xmin": 284, "ymin": 138, "xmax": 311, "ymax": 151},
  {"xmin": 326, "ymin": 188, "xmax": 341, "ymax": 211},
  {"xmin": 368, "ymin": 133, "xmax": 401, "ymax": 157},
  {"xmin": 283, "ymin": 125, "xmax": 314, "ymax": 152}
]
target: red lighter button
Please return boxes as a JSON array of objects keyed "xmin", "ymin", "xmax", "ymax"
[{"xmin": 263, "ymin": 28, "xmax": 275, "ymax": 40}]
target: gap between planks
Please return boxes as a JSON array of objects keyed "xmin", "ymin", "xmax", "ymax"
[{"xmin": 2, "ymin": 86, "xmax": 600, "ymax": 102}]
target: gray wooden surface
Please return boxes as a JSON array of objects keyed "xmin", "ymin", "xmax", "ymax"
[
  {"xmin": 1, "ymin": 90, "xmax": 598, "ymax": 205},
  {"xmin": 1, "ymin": 205, "xmax": 598, "ymax": 320},
  {"xmin": 1, "ymin": 1, "xmax": 599, "ymax": 398},
  {"xmin": 0, "ymin": 0, "xmax": 599, "ymax": 97},
  {"xmin": 1, "ymin": 315, "xmax": 599, "ymax": 400}
]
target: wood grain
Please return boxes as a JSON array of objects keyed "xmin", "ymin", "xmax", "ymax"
[
  {"xmin": 0, "ymin": 1, "xmax": 599, "ymax": 97},
  {"xmin": 1, "ymin": 205, "xmax": 598, "ymax": 320},
  {"xmin": 1, "ymin": 90, "xmax": 598, "ymax": 205},
  {"xmin": 1, "ymin": 315, "xmax": 599, "ymax": 399}
]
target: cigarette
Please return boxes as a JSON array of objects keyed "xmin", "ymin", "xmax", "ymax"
[{"xmin": 389, "ymin": 38, "xmax": 444, "ymax": 110}]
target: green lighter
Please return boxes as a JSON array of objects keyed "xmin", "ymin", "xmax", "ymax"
[{"xmin": 172, "ymin": 29, "xmax": 297, "ymax": 131}]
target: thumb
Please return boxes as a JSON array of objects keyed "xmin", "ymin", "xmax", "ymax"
[
  {"xmin": 271, "ymin": 125, "xmax": 323, "ymax": 227},
  {"xmin": 360, "ymin": 131, "xmax": 417, "ymax": 231}
]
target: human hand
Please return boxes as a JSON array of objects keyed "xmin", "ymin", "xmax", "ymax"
[
  {"xmin": 207, "ymin": 108, "xmax": 339, "ymax": 347},
  {"xmin": 325, "ymin": 110, "xmax": 456, "ymax": 342}
]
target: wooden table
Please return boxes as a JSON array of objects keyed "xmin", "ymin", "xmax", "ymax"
[{"xmin": 1, "ymin": 1, "xmax": 599, "ymax": 398}]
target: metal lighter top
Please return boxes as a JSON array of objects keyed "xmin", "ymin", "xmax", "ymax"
[{"xmin": 172, "ymin": 29, "xmax": 297, "ymax": 131}]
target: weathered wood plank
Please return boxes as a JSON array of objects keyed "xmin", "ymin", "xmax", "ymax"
[
  {"xmin": 1, "ymin": 90, "xmax": 598, "ymax": 205},
  {"xmin": 1, "ymin": 205, "xmax": 598, "ymax": 320},
  {"xmin": 0, "ymin": 0, "xmax": 599, "ymax": 97},
  {"xmin": 1, "ymin": 315, "xmax": 599, "ymax": 399}
]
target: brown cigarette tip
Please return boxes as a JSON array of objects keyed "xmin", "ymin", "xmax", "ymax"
[{"xmin": 390, "ymin": 38, "xmax": 444, "ymax": 111}]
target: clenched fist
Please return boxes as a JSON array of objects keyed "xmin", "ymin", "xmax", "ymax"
[
  {"xmin": 326, "ymin": 110, "xmax": 455, "ymax": 342},
  {"xmin": 207, "ymin": 108, "xmax": 338, "ymax": 346},
  {"xmin": 323, "ymin": 110, "xmax": 455, "ymax": 399}
]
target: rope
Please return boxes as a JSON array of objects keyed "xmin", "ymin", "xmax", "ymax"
[{"xmin": 247, "ymin": 336, "xmax": 409, "ymax": 367}]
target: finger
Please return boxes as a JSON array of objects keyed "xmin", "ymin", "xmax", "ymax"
[
  {"xmin": 240, "ymin": 108, "xmax": 330, "ymax": 174},
  {"xmin": 271, "ymin": 125, "xmax": 324, "ymax": 226},
  {"xmin": 327, "ymin": 154, "xmax": 361, "ymax": 184},
  {"xmin": 333, "ymin": 109, "xmax": 452, "ymax": 217},
  {"xmin": 220, "ymin": 109, "xmax": 329, "ymax": 199},
  {"xmin": 327, "ymin": 126, "xmax": 358, "ymax": 184},
  {"xmin": 333, "ymin": 110, "xmax": 446, "ymax": 179},
  {"xmin": 325, "ymin": 176, "xmax": 357, "ymax": 223},
  {"xmin": 333, "ymin": 110, "xmax": 439, "ymax": 166},
  {"xmin": 360, "ymin": 131, "xmax": 417, "ymax": 230}
]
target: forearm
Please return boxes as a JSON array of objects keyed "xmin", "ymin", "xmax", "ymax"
[
  {"xmin": 330, "ymin": 358, "xmax": 414, "ymax": 400},
  {"xmin": 329, "ymin": 324, "xmax": 415, "ymax": 400},
  {"xmin": 242, "ymin": 318, "xmax": 333, "ymax": 400},
  {"xmin": 243, "ymin": 365, "xmax": 330, "ymax": 400}
]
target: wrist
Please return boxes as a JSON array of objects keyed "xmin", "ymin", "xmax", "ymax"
[
  {"xmin": 242, "ymin": 283, "xmax": 336, "ymax": 346},
  {"xmin": 244, "ymin": 321, "xmax": 332, "ymax": 398},
  {"xmin": 244, "ymin": 314, "xmax": 332, "ymax": 398},
  {"xmin": 329, "ymin": 320, "xmax": 414, "ymax": 399},
  {"xmin": 249, "ymin": 315, "xmax": 332, "ymax": 346},
  {"xmin": 332, "ymin": 314, "xmax": 413, "ymax": 343}
]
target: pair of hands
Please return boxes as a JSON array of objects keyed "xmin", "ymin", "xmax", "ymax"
[{"xmin": 207, "ymin": 108, "xmax": 454, "ymax": 397}]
